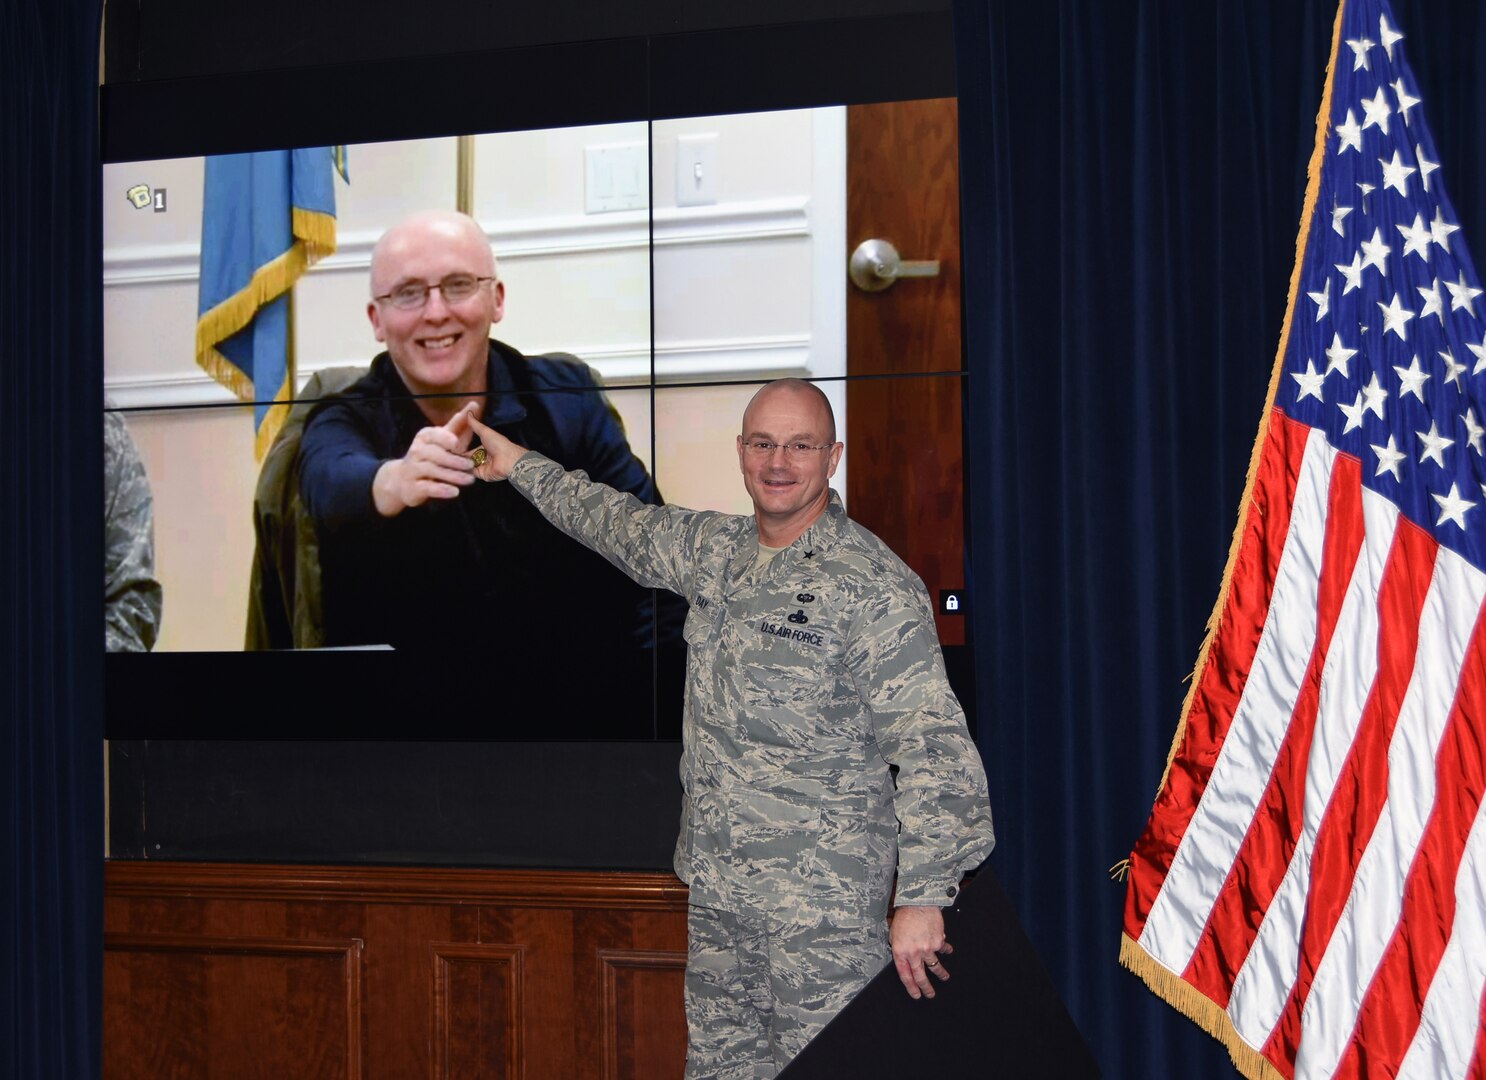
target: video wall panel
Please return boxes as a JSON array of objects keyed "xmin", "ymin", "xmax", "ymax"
[{"xmin": 102, "ymin": 46, "xmax": 968, "ymax": 739}]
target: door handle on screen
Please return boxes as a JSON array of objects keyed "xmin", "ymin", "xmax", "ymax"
[{"xmin": 848, "ymin": 239, "xmax": 941, "ymax": 292}]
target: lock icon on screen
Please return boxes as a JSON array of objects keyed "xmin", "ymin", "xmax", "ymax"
[
  {"xmin": 940, "ymin": 590, "xmax": 966, "ymax": 615},
  {"xmin": 945, "ymin": 595, "xmax": 960, "ymax": 611}
]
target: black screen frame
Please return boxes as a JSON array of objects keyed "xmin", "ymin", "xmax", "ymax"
[
  {"xmin": 100, "ymin": 14, "xmax": 956, "ymax": 165},
  {"xmin": 100, "ymin": 11, "xmax": 969, "ymax": 742}
]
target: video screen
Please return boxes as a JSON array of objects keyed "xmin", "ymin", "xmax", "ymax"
[{"xmin": 102, "ymin": 94, "xmax": 969, "ymax": 739}]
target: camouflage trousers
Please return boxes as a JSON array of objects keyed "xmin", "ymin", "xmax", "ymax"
[{"xmin": 684, "ymin": 902, "xmax": 890, "ymax": 1080}]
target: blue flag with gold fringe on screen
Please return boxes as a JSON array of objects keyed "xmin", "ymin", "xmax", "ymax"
[{"xmin": 196, "ymin": 147, "xmax": 345, "ymax": 459}]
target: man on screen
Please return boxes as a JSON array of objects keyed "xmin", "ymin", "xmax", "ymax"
[
  {"xmin": 297, "ymin": 209, "xmax": 664, "ymax": 652},
  {"xmin": 461, "ymin": 379, "xmax": 995, "ymax": 1078}
]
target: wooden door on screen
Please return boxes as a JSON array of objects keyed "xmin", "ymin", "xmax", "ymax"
[{"xmin": 846, "ymin": 97, "xmax": 965, "ymax": 646}]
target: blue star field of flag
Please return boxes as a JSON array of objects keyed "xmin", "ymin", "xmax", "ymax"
[{"xmin": 1282, "ymin": 0, "xmax": 1486, "ymax": 574}]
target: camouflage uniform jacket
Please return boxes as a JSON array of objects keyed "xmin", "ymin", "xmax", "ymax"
[
  {"xmin": 511, "ymin": 453, "xmax": 995, "ymax": 925},
  {"xmin": 104, "ymin": 408, "xmax": 162, "ymax": 652}
]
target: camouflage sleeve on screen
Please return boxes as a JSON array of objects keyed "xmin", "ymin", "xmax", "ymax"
[
  {"xmin": 508, "ymin": 452, "xmax": 715, "ymax": 600},
  {"xmin": 104, "ymin": 409, "xmax": 163, "ymax": 652},
  {"xmin": 844, "ymin": 567, "xmax": 995, "ymax": 906}
]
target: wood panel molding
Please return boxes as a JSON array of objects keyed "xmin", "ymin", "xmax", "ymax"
[
  {"xmin": 104, "ymin": 933, "xmax": 365, "ymax": 1080},
  {"xmin": 598, "ymin": 948, "xmax": 688, "ymax": 1080},
  {"xmin": 432, "ymin": 943, "xmax": 526, "ymax": 1080},
  {"xmin": 105, "ymin": 860, "xmax": 689, "ymax": 909},
  {"xmin": 105, "ymin": 862, "xmax": 690, "ymax": 1079}
]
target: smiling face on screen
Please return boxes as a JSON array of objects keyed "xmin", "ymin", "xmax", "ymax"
[{"xmin": 367, "ymin": 210, "xmax": 504, "ymax": 401}]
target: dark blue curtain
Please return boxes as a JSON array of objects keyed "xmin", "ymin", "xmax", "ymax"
[
  {"xmin": 3, "ymin": 0, "xmax": 105, "ymax": 1077},
  {"xmin": 955, "ymin": 0, "xmax": 1486, "ymax": 1076},
  {"xmin": 5, "ymin": 0, "xmax": 1484, "ymax": 1076}
]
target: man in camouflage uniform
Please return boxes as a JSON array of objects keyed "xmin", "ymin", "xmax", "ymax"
[
  {"xmin": 104, "ymin": 405, "xmax": 162, "ymax": 651},
  {"xmin": 464, "ymin": 379, "xmax": 994, "ymax": 1078}
]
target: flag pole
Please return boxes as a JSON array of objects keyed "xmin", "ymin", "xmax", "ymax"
[
  {"xmin": 456, "ymin": 135, "xmax": 474, "ymax": 215},
  {"xmin": 286, "ymin": 286, "xmax": 297, "ymax": 405}
]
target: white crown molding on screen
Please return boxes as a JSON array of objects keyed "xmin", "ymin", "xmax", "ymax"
[
  {"xmin": 102, "ymin": 334, "xmax": 814, "ymax": 410},
  {"xmin": 101, "ymin": 197, "xmax": 812, "ymax": 287}
]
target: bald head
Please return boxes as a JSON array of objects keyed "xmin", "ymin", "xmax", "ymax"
[
  {"xmin": 741, "ymin": 379, "xmax": 836, "ymax": 443},
  {"xmin": 364, "ymin": 209, "xmax": 506, "ymax": 411},
  {"xmin": 736, "ymin": 378, "xmax": 842, "ymax": 546},
  {"xmin": 369, "ymin": 210, "xmax": 498, "ymax": 297}
]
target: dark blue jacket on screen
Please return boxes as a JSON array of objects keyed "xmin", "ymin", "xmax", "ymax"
[{"xmin": 298, "ymin": 339, "xmax": 669, "ymax": 655}]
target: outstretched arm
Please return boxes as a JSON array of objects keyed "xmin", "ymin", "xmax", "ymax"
[
  {"xmin": 465, "ymin": 406, "xmax": 530, "ymax": 480},
  {"xmin": 466, "ymin": 405, "xmax": 709, "ymax": 600}
]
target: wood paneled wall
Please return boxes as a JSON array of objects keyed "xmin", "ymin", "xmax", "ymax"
[{"xmin": 104, "ymin": 863, "xmax": 689, "ymax": 1079}]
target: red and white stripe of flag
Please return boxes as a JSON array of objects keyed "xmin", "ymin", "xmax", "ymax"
[{"xmin": 1122, "ymin": 409, "xmax": 1486, "ymax": 1079}]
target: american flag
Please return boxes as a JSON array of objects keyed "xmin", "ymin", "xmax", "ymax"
[{"xmin": 1120, "ymin": 0, "xmax": 1486, "ymax": 1077}]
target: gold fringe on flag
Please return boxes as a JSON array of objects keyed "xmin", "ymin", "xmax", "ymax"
[
  {"xmin": 1119, "ymin": 935, "xmax": 1287, "ymax": 1080},
  {"xmin": 194, "ymin": 341, "xmax": 259, "ymax": 404},
  {"xmin": 194, "ymin": 243, "xmax": 310, "ymax": 376},
  {"xmin": 1150, "ymin": 0, "xmax": 1348, "ymax": 796},
  {"xmin": 193, "ymin": 205, "xmax": 338, "ymax": 461},
  {"xmin": 253, "ymin": 375, "xmax": 297, "ymax": 462},
  {"xmin": 292, "ymin": 207, "xmax": 337, "ymax": 258}
]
